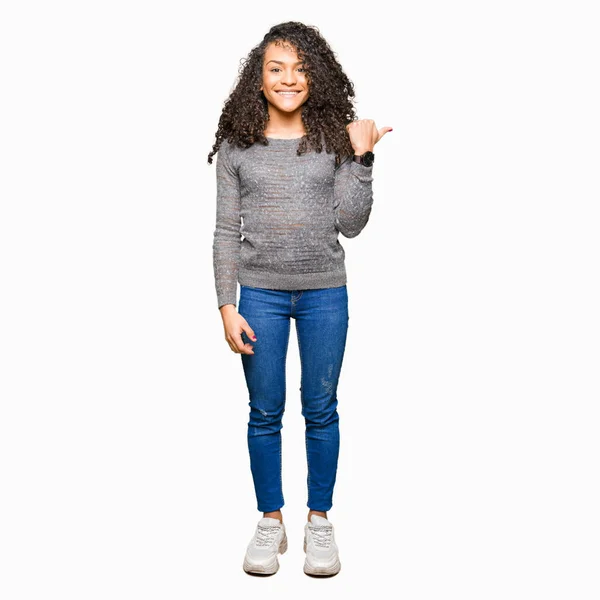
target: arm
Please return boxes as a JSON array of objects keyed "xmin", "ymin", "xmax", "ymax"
[
  {"xmin": 212, "ymin": 141, "xmax": 242, "ymax": 309},
  {"xmin": 333, "ymin": 156, "xmax": 374, "ymax": 238}
]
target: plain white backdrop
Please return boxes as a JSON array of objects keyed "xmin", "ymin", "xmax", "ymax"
[{"xmin": 1, "ymin": 1, "xmax": 599, "ymax": 598}]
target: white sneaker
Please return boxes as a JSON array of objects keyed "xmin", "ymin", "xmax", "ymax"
[
  {"xmin": 243, "ymin": 517, "xmax": 287, "ymax": 575},
  {"xmin": 303, "ymin": 514, "xmax": 341, "ymax": 576}
]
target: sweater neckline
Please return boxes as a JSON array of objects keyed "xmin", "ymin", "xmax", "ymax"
[{"xmin": 265, "ymin": 135, "xmax": 305, "ymax": 141}]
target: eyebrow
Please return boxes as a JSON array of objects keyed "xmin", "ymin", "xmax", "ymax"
[{"xmin": 266, "ymin": 60, "xmax": 304, "ymax": 66}]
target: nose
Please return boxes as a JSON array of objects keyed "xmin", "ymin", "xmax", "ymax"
[{"xmin": 281, "ymin": 69, "xmax": 297, "ymax": 85}]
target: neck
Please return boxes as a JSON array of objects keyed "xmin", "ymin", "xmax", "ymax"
[{"xmin": 264, "ymin": 108, "xmax": 305, "ymax": 137}]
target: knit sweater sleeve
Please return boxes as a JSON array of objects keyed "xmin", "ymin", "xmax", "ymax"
[
  {"xmin": 333, "ymin": 155, "xmax": 374, "ymax": 238},
  {"xmin": 212, "ymin": 141, "xmax": 242, "ymax": 309}
]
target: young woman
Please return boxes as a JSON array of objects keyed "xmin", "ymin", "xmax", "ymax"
[{"xmin": 208, "ymin": 21, "xmax": 391, "ymax": 577}]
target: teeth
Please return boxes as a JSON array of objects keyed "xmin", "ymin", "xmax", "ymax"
[{"xmin": 278, "ymin": 92, "xmax": 298, "ymax": 95}]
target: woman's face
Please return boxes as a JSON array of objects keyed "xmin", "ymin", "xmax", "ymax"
[{"xmin": 260, "ymin": 41, "xmax": 310, "ymax": 115}]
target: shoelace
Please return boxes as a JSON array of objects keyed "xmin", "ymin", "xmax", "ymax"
[
  {"xmin": 308, "ymin": 524, "xmax": 333, "ymax": 548},
  {"xmin": 255, "ymin": 524, "xmax": 281, "ymax": 547}
]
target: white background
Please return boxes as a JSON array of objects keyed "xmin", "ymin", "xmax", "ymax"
[{"xmin": 1, "ymin": 1, "xmax": 599, "ymax": 598}]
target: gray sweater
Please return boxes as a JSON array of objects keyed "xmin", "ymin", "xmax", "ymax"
[{"xmin": 212, "ymin": 136, "xmax": 374, "ymax": 309}]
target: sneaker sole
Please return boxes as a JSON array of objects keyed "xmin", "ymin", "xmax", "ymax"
[
  {"xmin": 243, "ymin": 533, "xmax": 288, "ymax": 575},
  {"xmin": 303, "ymin": 540, "xmax": 341, "ymax": 576}
]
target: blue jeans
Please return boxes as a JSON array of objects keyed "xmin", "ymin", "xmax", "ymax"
[{"xmin": 238, "ymin": 284, "xmax": 349, "ymax": 513}]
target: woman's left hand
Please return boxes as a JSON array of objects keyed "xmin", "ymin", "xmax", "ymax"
[{"xmin": 347, "ymin": 119, "xmax": 393, "ymax": 155}]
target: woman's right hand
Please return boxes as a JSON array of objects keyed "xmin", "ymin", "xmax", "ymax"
[{"xmin": 219, "ymin": 304, "xmax": 257, "ymax": 354}]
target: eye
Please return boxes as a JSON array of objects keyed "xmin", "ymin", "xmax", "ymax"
[{"xmin": 269, "ymin": 67, "xmax": 306, "ymax": 73}]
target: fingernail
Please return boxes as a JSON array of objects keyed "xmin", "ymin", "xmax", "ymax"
[{"xmin": 252, "ymin": 336, "xmax": 257, "ymax": 340}]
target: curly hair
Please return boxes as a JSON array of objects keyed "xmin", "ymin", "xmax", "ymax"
[{"xmin": 207, "ymin": 21, "xmax": 358, "ymax": 166}]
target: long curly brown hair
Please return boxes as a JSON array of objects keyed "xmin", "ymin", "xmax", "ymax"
[{"xmin": 207, "ymin": 21, "xmax": 358, "ymax": 166}]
